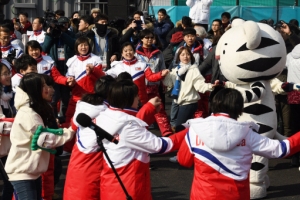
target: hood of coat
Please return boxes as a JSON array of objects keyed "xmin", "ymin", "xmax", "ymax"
[
  {"xmin": 73, "ymin": 100, "xmax": 107, "ymax": 127},
  {"xmin": 14, "ymin": 87, "xmax": 30, "ymax": 110},
  {"xmin": 189, "ymin": 116, "xmax": 256, "ymax": 151},
  {"xmin": 96, "ymin": 108, "xmax": 147, "ymax": 138}
]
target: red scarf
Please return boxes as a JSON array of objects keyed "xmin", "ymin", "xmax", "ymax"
[
  {"xmin": 142, "ymin": 47, "xmax": 152, "ymax": 59},
  {"xmin": 33, "ymin": 30, "xmax": 43, "ymax": 36},
  {"xmin": 77, "ymin": 53, "xmax": 91, "ymax": 61},
  {"xmin": 122, "ymin": 57, "xmax": 138, "ymax": 66},
  {"xmin": 212, "ymin": 113, "xmax": 230, "ymax": 118},
  {"xmin": 35, "ymin": 56, "xmax": 43, "ymax": 63},
  {"xmin": 0, "ymin": 43, "xmax": 12, "ymax": 52}
]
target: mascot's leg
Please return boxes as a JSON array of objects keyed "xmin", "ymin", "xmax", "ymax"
[{"xmin": 250, "ymin": 154, "xmax": 269, "ymax": 199}]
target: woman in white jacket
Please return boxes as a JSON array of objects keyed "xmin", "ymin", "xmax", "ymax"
[
  {"xmin": 5, "ymin": 73, "xmax": 75, "ymax": 200},
  {"xmin": 186, "ymin": 0, "xmax": 213, "ymax": 30},
  {"xmin": 163, "ymin": 46, "xmax": 215, "ymax": 132}
]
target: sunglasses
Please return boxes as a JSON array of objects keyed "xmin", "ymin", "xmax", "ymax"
[{"xmin": 144, "ymin": 36, "xmax": 154, "ymax": 40}]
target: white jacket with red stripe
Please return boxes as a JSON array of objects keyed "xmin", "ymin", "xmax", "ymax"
[
  {"xmin": 106, "ymin": 58, "xmax": 163, "ymax": 104},
  {"xmin": 66, "ymin": 53, "xmax": 104, "ymax": 99},
  {"xmin": 177, "ymin": 115, "xmax": 300, "ymax": 200},
  {"xmin": 64, "ymin": 100, "xmax": 107, "ymax": 200},
  {"xmin": 96, "ymin": 108, "xmax": 186, "ymax": 200}
]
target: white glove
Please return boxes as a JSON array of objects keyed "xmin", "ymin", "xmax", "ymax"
[
  {"xmin": 37, "ymin": 132, "xmax": 56, "ymax": 149},
  {"xmin": 249, "ymin": 122, "xmax": 260, "ymax": 132},
  {"xmin": 293, "ymin": 84, "xmax": 300, "ymax": 91},
  {"xmin": 0, "ymin": 121, "xmax": 12, "ymax": 135},
  {"xmin": 177, "ymin": 65, "xmax": 189, "ymax": 76}
]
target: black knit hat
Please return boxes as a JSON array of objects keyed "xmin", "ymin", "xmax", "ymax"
[{"xmin": 183, "ymin": 27, "xmax": 196, "ymax": 36}]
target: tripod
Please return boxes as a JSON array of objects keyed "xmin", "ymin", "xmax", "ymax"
[{"xmin": 97, "ymin": 136, "xmax": 132, "ymax": 200}]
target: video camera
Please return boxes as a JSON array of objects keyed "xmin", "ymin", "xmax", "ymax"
[
  {"xmin": 43, "ymin": 9, "xmax": 66, "ymax": 38},
  {"xmin": 145, "ymin": 15, "xmax": 156, "ymax": 23}
]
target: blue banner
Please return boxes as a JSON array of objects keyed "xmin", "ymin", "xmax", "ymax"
[{"xmin": 153, "ymin": 6, "xmax": 300, "ymax": 26}]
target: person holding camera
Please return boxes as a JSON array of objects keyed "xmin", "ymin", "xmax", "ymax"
[
  {"xmin": 120, "ymin": 11, "xmax": 153, "ymax": 47},
  {"xmin": 28, "ymin": 17, "xmax": 46, "ymax": 46},
  {"xmin": 92, "ymin": 14, "xmax": 120, "ymax": 70},
  {"xmin": 42, "ymin": 16, "xmax": 75, "ymax": 122}
]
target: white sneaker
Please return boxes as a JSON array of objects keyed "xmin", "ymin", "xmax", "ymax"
[{"xmin": 169, "ymin": 156, "xmax": 178, "ymax": 163}]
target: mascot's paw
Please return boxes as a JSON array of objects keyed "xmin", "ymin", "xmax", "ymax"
[
  {"xmin": 37, "ymin": 132, "xmax": 56, "ymax": 149},
  {"xmin": 250, "ymin": 183, "xmax": 267, "ymax": 199},
  {"xmin": 293, "ymin": 84, "xmax": 300, "ymax": 91}
]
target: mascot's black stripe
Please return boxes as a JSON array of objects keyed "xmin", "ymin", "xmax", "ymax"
[
  {"xmin": 245, "ymin": 91, "xmax": 253, "ymax": 102},
  {"xmin": 252, "ymin": 82, "xmax": 265, "ymax": 89},
  {"xmin": 237, "ymin": 57, "xmax": 281, "ymax": 72},
  {"xmin": 251, "ymin": 162, "xmax": 265, "ymax": 171},
  {"xmin": 243, "ymin": 104, "xmax": 273, "ymax": 115},
  {"xmin": 237, "ymin": 37, "xmax": 280, "ymax": 52},
  {"xmin": 252, "ymin": 88, "xmax": 261, "ymax": 98},
  {"xmin": 238, "ymin": 73, "xmax": 280, "ymax": 82},
  {"xmin": 256, "ymin": 123, "xmax": 273, "ymax": 134}
]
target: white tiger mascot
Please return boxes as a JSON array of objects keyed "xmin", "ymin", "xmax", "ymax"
[{"xmin": 215, "ymin": 19, "xmax": 300, "ymax": 199}]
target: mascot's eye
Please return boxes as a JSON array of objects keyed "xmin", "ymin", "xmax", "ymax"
[
  {"xmin": 236, "ymin": 37, "xmax": 279, "ymax": 52},
  {"xmin": 223, "ymin": 50, "xmax": 225, "ymax": 54}
]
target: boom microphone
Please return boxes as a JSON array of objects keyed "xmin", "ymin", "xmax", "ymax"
[{"xmin": 76, "ymin": 113, "xmax": 119, "ymax": 144}]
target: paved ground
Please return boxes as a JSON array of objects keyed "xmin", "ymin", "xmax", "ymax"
[{"xmin": 1, "ymin": 97, "xmax": 300, "ymax": 199}]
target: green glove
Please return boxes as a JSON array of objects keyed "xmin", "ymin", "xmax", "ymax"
[{"xmin": 31, "ymin": 125, "xmax": 64, "ymax": 154}]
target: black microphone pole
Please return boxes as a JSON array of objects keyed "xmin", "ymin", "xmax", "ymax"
[{"xmin": 96, "ymin": 135, "xmax": 132, "ymax": 200}]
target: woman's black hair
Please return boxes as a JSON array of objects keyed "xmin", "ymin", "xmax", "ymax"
[
  {"xmin": 33, "ymin": 17, "xmax": 44, "ymax": 25},
  {"xmin": 19, "ymin": 73, "xmax": 55, "ymax": 126},
  {"xmin": 0, "ymin": 63, "xmax": 12, "ymax": 95},
  {"xmin": 107, "ymin": 80, "xmax": 138, "ymax": 109},
  {"xmin": 41, "ymin": 74, "xmax": 54, "ymax": 87},
  {"xmin": 175, "ymin": 46, "xmax": 195, "ymax": 64},
  {"xmin": 210, "ymin": 88, "xmax": 243, "ymax": 120},
  {"xmin": 25, "ymin": 40, "xmax": 42, "ymax": 54},
  {"xmin": 15, "ymin": 54, "xmax": 37, "ymax": 73},
  {"xmin": 71, "ymin": 11, "xmax": 79, "ymax": 19},
  {"xmin": 139, "ymin": 29, "xmax": 154, "ymax": 40},
  {"xmin": 116, "ymin": 72, "xmax": 133, "ymax": 82},
  {"xmin": 121, "ymin": 42, "xmax": 135, "ymax": 54},
  {"xmin": 81, "ymin": 75, "xmax": 115, "ymax": 105},
  {"xmin": 74, "ymin": 37, "xmax": 92, "ymax": 55}
]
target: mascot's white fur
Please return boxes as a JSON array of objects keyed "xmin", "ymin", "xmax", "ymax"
[{"xmin": 216, "ymin": 19, "xmax": 300, "ymax": 199}]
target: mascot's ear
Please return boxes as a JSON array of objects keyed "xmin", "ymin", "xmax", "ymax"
[
  {"xmin": 231, "ymin": 18, "xmax": 245, "ymax": 27},
  {"xmin": 243, "ymin": 21, "xmax": 261, "ymax": 50}
]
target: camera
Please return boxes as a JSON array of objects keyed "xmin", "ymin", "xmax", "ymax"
[
  {"xmin": 43, "ymin": 9, "xmax": 66, "ymax": 38},
  {"xmin": 145, "ymin": 15, "xmax": 156, "ymax": 23}
]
